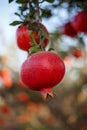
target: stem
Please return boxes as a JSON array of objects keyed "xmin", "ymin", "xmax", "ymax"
[
  {"xmin": 36, "ymin": 1, "xmax": 41, "ymax": 22},
  {"xmin": 28, "ymin": 0, "xmax": 36, "ymax": 21},
  {"xmin": 30, "ymin": 31, "xmax": 37, "ymax": 46},
  {"xmin": 38, "ymin": 34, "xmax": 45, "ymax": 50}
]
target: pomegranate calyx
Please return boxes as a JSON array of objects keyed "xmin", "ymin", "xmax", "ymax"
[{"xmin": 40, "ymin": 87, "xmax": 56, "ymax": 100}]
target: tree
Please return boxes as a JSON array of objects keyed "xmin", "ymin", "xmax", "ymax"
[{"xmin": 0, "ymin": 0, "xmax": 87, "ymax": 130}]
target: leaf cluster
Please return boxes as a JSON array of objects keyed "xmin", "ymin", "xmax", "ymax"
[
  {"xmin": 8, "ymin": 0, "xmax": 58, "ymax": 26},
  {"xmin": 8, "ymin": 0, "xmax": 87, "ymax": 26}
]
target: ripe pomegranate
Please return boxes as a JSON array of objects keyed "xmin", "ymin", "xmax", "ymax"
[
  {"xmin": 72, "ymin": 11, "xmax": 87, "ymax": 33},
  {"xmin": 60, "ymin": 22, "xmax": 77, "ymax": 37},
  {"xmin": 72, "ymin": 48, "xmax": 84, "ymax": 58},
  {"xmin": 0, "ymin": 105, "xmax": 10, "ymax": 115},
  {"xmin": 16, "ymin": 92, "xmax": 29, "ymax": 104},
  {"xmin": 16, "ymin": 23, "xmax": 49, "ymax": 51},
  {"xmin": 21, "ymin": 51, "xmax": 65, "ymax": 99},
  {"xmin": 0, "ymin": 118, "xmax": 5, "ymax": 125}
]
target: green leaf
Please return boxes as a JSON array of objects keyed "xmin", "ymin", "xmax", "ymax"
[
  {"xmin": 41, "ymin": 9, "xmax": 52, "ymax": 18},
  {"xmin": 14, "ymin": 12, "xmax": 20, "ymax": 17},
  {"xmin": 48, "ymin": 48, "xmax": 54, "ymax": 51},
  {"xmin": 45, "ymin": 0, "xmax": 55, "ymax": 3},
  {"xmin": 8, "ymin": 0, "xmax": 14, "ymax": 3},
  {"xmin": 9, "ymin": 21, "xmax": 23, "ymax": 26},
  {"xmin": 30, "ymin": 31, "xmax": 37, "ymax": 46},
  {"xmin": 16, "ymin": 0, "xmax": 26, "ymax": 4},
  {"xmin": 41, "ymin": 28, "xmax": 48, "ymax": 39},
  {"xmin": 29, "ymin": 46, "xmax": 42, "ymax": 55}
]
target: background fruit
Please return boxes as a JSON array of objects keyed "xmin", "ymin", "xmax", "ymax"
[
  {"xmin": 72, "ymin": 11, "xmax": 87, "ymax": 33},
  {"xmin": 60, "ymin": 22, "xmax": 77, "ymax": 37},
  {"xmin": 0, "ymin": 105, "xmax": 11, "ymax": 115},
  {"xmin": 16, "ymin": 92, "xmax": 29, "ymax": 104},
  {"xmin": 72, "ymin": 48, "xmax": 84, "ymax": 58}
]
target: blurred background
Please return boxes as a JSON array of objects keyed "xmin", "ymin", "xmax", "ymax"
[{"xmin": 0, "ymin": 0, "xmax": 87, "ymax": 130}]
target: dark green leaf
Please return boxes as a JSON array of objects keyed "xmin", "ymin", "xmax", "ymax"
[
  {"xmin": 9, "ymin": 21, "xmax": 23, "ymax": 26},
  {"xmin": 32, "ymin": 0, "xmax": 37, "ymax": 4},
  {"xmin": 45, "ymin": 0, "xmax": 55, "ymax": 3},
  {"xmin": 14, "ymin": 12, "xmax": 20, "ymax": 17},
  {"xmin": 8, "ymin": 0, "xmax": 14, "ymax": 3},
  {"xmin": 48, "ymin": 48, "xmax": 54, "ymax": 51},
  {"xmin": 41, "ymin": 28, "xmax": 48, "ymax": 39},
  {"xmin": 29, "ymin": 46, "xmax": 42, "ymax": 55},
  {"xmin": 19, "ymin": 4, "xmax": 27, "ymax": 11},
  {"xmin": 41, "ymin": 9, "xmax": 52, "ymax": 18},
  {"xmin": 16, "ymin": 0, "xmax": 26, "ymax": 4}
]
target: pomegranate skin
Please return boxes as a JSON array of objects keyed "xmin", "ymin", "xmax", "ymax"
[
  {"xmin": 61, "ymin": 22, "xmax": 77, "ymax": 37},
  {"xmin": 21, "ymin": 51, "xmax": 65, "ymax": 91},
  {"xmin": 72, "ymin": 11, "xmax": 87, "ymax": 32},
  {"xmin": 16, "ymin": 24, "xmax": 49, "ymax": 51},
  {"xmin": 16, "ymin": 25, "xmax": 31, "ymax": 51}
]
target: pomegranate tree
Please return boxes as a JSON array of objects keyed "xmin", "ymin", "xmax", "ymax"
[
  {"xmin": 9, "ymin": 0, "xmax": 66, "ymax": 100},
  {"xmin": 21, "ymin": 51, "xmax": 65, "ymax": 99}
]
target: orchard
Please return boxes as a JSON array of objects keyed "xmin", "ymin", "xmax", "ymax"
[{"xmin": 0, "ymin": 0, "xmax": 87, "ymax": 130}]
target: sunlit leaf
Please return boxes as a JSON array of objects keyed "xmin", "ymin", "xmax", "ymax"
[{"xmin": 9, "ymin": 21, "xmax": 23, "ymax": 26}]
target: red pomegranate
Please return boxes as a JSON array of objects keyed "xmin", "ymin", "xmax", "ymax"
[
  {"xmin": 0, "ymin": 105, "xmax": 10, "ymax": 115},
  {"xmin": 72, "ymin": 48, "xmax": 84, "ymax": 58},
  {"xmin": 60, "ymin": 22, "xmax": 77, "ymax": 37},
  {"xmin": 72, "ymin": 11, "xmax": 87, "ymax": 33},
  {"xmin": 16, "ymin": 23, "xmax": 49, "ymax": 51},
  {"xmin": 21, "ymin": 51, "xmax": 65, "ymax": 99}
]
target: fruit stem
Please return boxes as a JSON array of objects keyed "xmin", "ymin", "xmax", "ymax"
[
  {"xmin": 30, "ymin": 31, "xmax": 37, "ymax": 46},
  {"xmin": 36, "ymin": 0, "xmax": 41, "ymax": 22}
]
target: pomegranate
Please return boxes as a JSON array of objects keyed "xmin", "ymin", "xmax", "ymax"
[
  {"xmin": 72, "ymin": 11, "xmax": 87, "ymax": 33},
  {"xmin": 16, "ymin": 23, "xmax": 49, "ymax": 51},
  {"xmin": 0, "ymin": 105, "xmax": 10, "ymax": 115},
  {"xmin": 60, "ymin": 22, "xmax": 77, "ymax": 37},
  {"xmin": 16, "ymin": 92, "xmax": 29, "ymax": 104},
  {"xmin": 21, "ymin": 51, "xmax": 65, "ymax": 99},
  {"xmin": 72, "ymin": 48, "xmax": 84, "ymax": 58}
]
